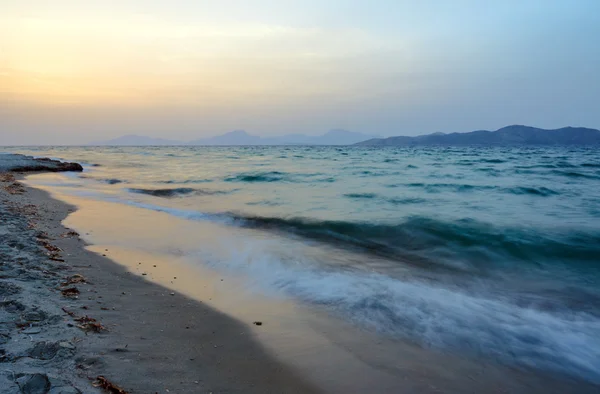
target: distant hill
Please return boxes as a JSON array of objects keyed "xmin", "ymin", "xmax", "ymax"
[
  {"xmin": 188, "ymin": 129, "xmax": 378, "ymax": 145},
  {"xmin": 94, "ymin": 130, "xmax": 378, "ymax": 146},
  {"xmin": 188, "ymin": 130, "xmax": 262, "ymax": 145},
  {"xmin": 355, "ymin": 125, "xmax": 600, "ymax": 146},
  {"xmin": 92, "ymin": 135, "xmax": 183, "ymax": 146}
]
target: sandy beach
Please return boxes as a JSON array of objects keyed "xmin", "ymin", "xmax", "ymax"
[
  {"xmin": 1, "ymin": 155, "xmax": 319, "ymax": 393},
  {"xmin": 1, "ymin": 154, "xmax": 599, "ymax": 394}
]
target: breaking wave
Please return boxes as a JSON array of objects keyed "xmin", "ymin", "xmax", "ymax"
[{"xmin": 128, "ymin": 187, "xmax": 226, "ymax": 198}]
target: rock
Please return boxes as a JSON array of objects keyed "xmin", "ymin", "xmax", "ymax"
[
  {"xmin": 0, "ymin": 282, "xmax": 22, "ymax": 296},
  {"xmin": 48, "ymin": 387, "xmax": 81, "ymax": 394},
  {"xmin": 0, "ymin": 371, "xmax": 20, "ymax": 393},
  {"xmin": 16, "ymin": 373, "xmax": 51, "ymax": 394},
  {"xmin": 8, "ymin": 156, "xmax": 83, "ymax": 173},
  {"xmin": 58, "ymin": 341, "xmax": 75, "ymax": 350},
  {"xmin": 28, "ymin": 341, "xmax": 61, "ymax": 360},
  {"xmin": 23, "ymin": 327, "xmax": 42, "ymax": 335},
  {"xmin": 0, "ymin": 300, "xmax": 26, "ymax": 313},
  {"xmin": 0, "ymin": 332, "xmax": 10, "ymax": 344},
  {"xmin": 47, "ymin": 378, "xmax": 81, "ymax": 394},
  {"xmin": 22, "ymin": 310, "xmax": 47, "ymax": 323}
]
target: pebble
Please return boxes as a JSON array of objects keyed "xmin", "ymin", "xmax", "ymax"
[
  {"xmin": 23, "ymin": 327, "xmax": 42, "ymax": 334},
  {"xmin": 23, "ymin": 311, "xmax": 45, "ymax": 322},
  {"xmin": 16, "ymin": 373, "xmax": 50, "ymax": 394},
  {"xmin": 59, "ymin": 341, "xmax": 76, "ymax": 350}
]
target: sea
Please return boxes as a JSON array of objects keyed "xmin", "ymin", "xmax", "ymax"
[{"xmin": 5, "ymin": 145, "xmax": 600, "ymax": 383}]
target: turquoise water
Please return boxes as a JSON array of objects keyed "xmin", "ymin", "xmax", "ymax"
[{"xmin": 7, "ymin": 145, "xmax": 600, "ymax": 382}]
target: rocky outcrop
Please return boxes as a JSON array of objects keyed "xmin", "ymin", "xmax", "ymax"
[{"xmin": 0, "ymin": 154, "xmax": 83, "ymax": 172}]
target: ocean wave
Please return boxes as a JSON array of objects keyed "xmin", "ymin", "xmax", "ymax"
[
  {"xmin": 344, "ymin": 193, "xmax": 427, "ymax": 205},
  {"xmin": 128, "ymin": 187, "xmax": 225, "ymax": 198},
  {"xmin": 158, "ymin": 179, "xmax": 213, "ymax": 184},
  {"xmin": 103, "ymin": 178, "xmax": 124, "ymax": 185},
  {"xmin": 70, "ymin": 181, "xmax": 600, "ymax": 271},
  {"xmin": 504, "ymin": 186, "xmax": 559, "ymax": 196},
  {"xmin": 246, "ymin": 200, "xmax": 283, "ymax": 206},
  {"xmin": 551, "ymin": 170, "xmax": 600, "ymax": 179},
  {"xmin": 226, "ymin": 215, "xmax": 600, "ymax": 267},
  {"xmin": 344, "ymin": 193, "xmax": 378, "ymax": 199},
  {"xmin": 193, "ymin": 236, "xmax": 600, "ymax": 383},
  {"xmin": 532, "ymin": 164, "xmax": 558, "ymax": 169},
  {"xmin": 352, "ymin": 170, "xmax": 392, "ymax": 177},
  {"xmin": 404, "ymin": 182, "xmax": 496, "ymax": 193},
  {"xmin": 388, "ymin": 197, "xmax": 427, "ymax": 204},
  {"xmin": 224, "ymin": 171, "xmax": 288, "ymax": 182},
  {"xmin": 399, "ymin": 183, "xmax": 562, "ymax": 196},
  {"xmin": 106, "ymin": 205, "xmax": 595, "ymax": 275},
  {"xmin": 224, "ymin": 171, "xmax": 336, "ymax": 183}
]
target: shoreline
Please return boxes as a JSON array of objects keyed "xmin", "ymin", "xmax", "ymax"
[
  {"xmin": 1, "ymin": 165, "xmax": 319, "ymax": 392},
  {"xmin": 2, "ymin": 154, "xmax": 598, "ymax": 393}
]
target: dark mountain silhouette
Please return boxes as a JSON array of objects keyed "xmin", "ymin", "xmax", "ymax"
[
  {"xmin": 94, "ymin": 130, "xmax": 378, "ymax": 146},
  {"xmin": 355, "ymin": 125, "xmax": 600, "ymax": 146},
  {"xmin": 188, "ymin": 129, "xmax": 378, "ymax": 145},
  {"xmin": 188, "ymin": 130, "xmax": 261, "ymax": 145},
  {"xmin": 92, "ymin": 135, "xmax": 183, "ymax": 146}
]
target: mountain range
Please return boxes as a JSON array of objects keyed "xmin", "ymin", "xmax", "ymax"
[
  {"xmin": 355, "ymin": 125, "xmax": 600, "ymax": 146},
  {"xmin": 92, "ymin": 125, "xmax": 600, "ymax": 146},
  {"xmin": 93, "ymin": 129, "xmax": 377, "ymax": 146}
]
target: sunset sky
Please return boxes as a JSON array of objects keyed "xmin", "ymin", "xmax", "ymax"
[{"xmin": 1, "ymin": 0, "xmax": 599, "ymax": 144}]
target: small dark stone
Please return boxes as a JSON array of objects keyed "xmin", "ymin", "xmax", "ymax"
[
  {"xmin": 16, "ymin": 373, "xmax": 51, "ymax": 394},
  {"xmin": 0, "ymin": 300, "xmax": 26, "ymax": 313},
  {"xmin": 28, "ymin": 341, "xmax": 61, "ymax": 360},
  {"xmin": 22, "ymin": 310, "xmax": 47, "ymax": 322},
  {"xmin": 0, "ymin": 282, "xmax": 21, "ymax": 296}
]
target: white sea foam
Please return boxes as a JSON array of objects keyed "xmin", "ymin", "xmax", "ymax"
[{"xmin": 185, "ymin": 236, "xmax": 600, "ymax": 382}]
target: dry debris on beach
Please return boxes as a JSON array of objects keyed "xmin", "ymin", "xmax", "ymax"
[
  {"xmin": 92, "ymin": 376, "xmax": 130, "ymax": 394},
  {"xmin": 0, "ymin": 156, "xmax": 124, "ymax": 393},
  {"xmin": 1, "ymin": 175, "xmax": 93, "ymax": 392}
]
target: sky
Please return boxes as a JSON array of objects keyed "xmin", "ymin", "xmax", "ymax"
[{"xmin": 1, "ymin": 0, "xmax": 599, "ymax": 145}]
